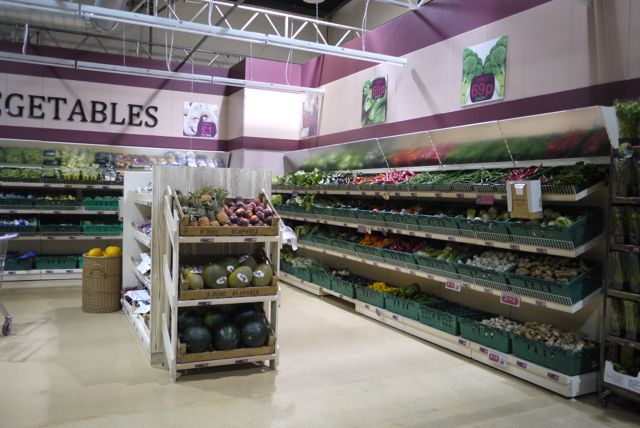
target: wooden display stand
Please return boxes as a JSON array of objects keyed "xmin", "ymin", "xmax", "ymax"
[{"xmin": 150, "ymin": 166, "xmax": 280, "ymax": 380}]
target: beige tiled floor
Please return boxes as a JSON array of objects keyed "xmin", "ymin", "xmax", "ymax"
[{"xmin": 0, "ymin": 284, "xmax": 639, "ymax": 428}]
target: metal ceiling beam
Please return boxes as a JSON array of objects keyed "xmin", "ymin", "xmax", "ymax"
[{"xmin": 0, "ymin": 0, "xmax": 406, "ymax": 66}]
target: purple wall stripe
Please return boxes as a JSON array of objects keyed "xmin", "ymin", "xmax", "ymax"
[
  {"xmin": 227, "ymin": 136, "xmax": 299, "ymax": 151},
  {"xmin": 301, "ymin": 0, "xmax": 551, "ymax": 88},
  {"xmin": 0, "ymin": 125, "xmax": 226, "ymax": 151},
  {"xmin": 299, "ymin": 77, "xmax": 640, "ymax": 150}
]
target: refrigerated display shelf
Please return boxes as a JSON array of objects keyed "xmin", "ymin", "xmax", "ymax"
[
  {"xmin": 292, "ymin": 241, "xmax": 600, "ymax": 313},
  {"xmin": 0, "ymin": 181, "xmax": 123, "ymax": 190},
  {"xmin": 0, "ymin": 208, "xmax": 118, "ymax": 215},
  {"xmin": 272, "ymin": 181, "xmax": 604, "ymax": 202},
  {"xmin": 281, "ymin": 213, "xmax": 602, "ymax": 258},
  {"xmin": 3, "ymin": 268, "xmax": 82, "ymax": 281},
  {"xmin": 14, "ymin": 234, "xmax": 122, "ymax": 241}
]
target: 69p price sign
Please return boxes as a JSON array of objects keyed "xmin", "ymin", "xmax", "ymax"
[
  {"xmin": 470, "ymin": 74, "xmax": 495, "ymax": 103},
  {"xmin": 461, "ymin": 35, "xmax": 507, "ymax": 106}
]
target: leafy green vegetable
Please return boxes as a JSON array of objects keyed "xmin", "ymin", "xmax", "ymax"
[{"xmin": 615, "ymin": 99, "xmax": 640, "ymax": 139}]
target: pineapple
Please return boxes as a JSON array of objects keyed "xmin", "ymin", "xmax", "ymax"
[
  {"xmin": 200, "ymin": 193, "xmax": 213, "ymax": 204},
  {"xmin": 216, "ymin": 210, "xmax": 229, "ymax": 226},
  {"xmin": 198, "ymin": 216, "xmax": 211, "ymax": 227}
]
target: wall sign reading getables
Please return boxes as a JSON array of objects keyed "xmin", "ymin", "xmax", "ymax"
[
  {"xmin": 361, "ymin": 76, "xmax": 387, "ymax": 126},
  {"xmin": 461, "ymin": 36, "xmax": 507, "ymax": 106},
  {"xmin": 0, "ymin": 92, "xmax": 158, "ymax": 127}
]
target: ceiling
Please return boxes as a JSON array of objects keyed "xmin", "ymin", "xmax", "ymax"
[
  {"xmin": 0, "ymin": 0, "xmax": 410, "ymax": 68},
  {"xmin": 244, "ymin": 1, "xmax": 351, "ymax": 18}
]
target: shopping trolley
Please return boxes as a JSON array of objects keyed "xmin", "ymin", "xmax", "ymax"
[{"xmin": 0, "ymin": 233, "xmax": 18, "ymax": 336}]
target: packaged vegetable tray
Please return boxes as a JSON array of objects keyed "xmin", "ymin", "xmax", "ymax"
[
  {"xmin": 511, "ymin": 334, "xmax": 599, "ymax": 375},
  {"xmin": 418, "ymin": 301, "xmax": 486, "ymax": 336},
  {"xmin": 355, "ymin": 285, "xmax": 386, "ymax": 308},
  {"xmin": 385, "ymin": 212, "xmax": 418, "ymax": 226},
  {"xmin": 459, "ymin": 318, "xmax": 513, "ymax": 353},
  {"xmin": 507, "ymin": 264, "xmax": 603, "ymax": 303}
]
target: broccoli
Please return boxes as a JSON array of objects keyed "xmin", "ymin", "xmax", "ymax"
[
  {"xmin": 461, "ymin": 48, "xmax": 484, "ymax": 104},
  {"xmin": 483, "ymin": 36, "xmax": 507, "ymax": 97}
]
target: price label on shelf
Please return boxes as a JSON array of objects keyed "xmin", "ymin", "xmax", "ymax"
[
  {"xmin": 535, "ymin": 300, "xmax": 547, "ymax": 308},
  {"xmin": 488, "ymin": 351, "xmax": 508, "ymax": 369},
  {"xmin": 243, "ymin": 237, "xmax": 257, "ymax": 242},
  {"xmin": 456, "ymin": 193, "xmax": 464, "ymax": 199},
  {"xmin": 200, "ymin": 237, "xmax": 215, "ymax": 243},
  {"xmin": 447, "ymin": 236, "xmax": 456, "ymax": 242},
  {"xmin": 445, "ymin": 280, "xmax": 462, "ymax": 292},
  {"xmin": 394, "ymin": 192, "xmax": 401, "ymax": 197},
  {"xmin": 435, "ymin": 192, "xmax": 442, "ymax": 198},
  {"xmin": 68, "ymin": 236, "xmax": 76, "ymax": 240},
  {"xmin": 536, "ymin": 248, "xmax": 548, "ymax": 254},
  {"xmin": 500, "ymin": 294, "xmax": 521, "ymax": 307},
  {"xmin": 476, "ymin": 194, "xmax": 495, "ymax": 205},
  {"xmin": 484, "ymin": 241, "xmax": 494, "ymax": 247},
  {"xmin": 510, "ymin": 244, "xmax": 520, "ymax": 251},
  {"xmin": 546, "ymin": 372, "xmax": 560, "ymax": 382},
  {"xmin": 516, "ymin": 361, "xmax": 527, "ymax": 369}
]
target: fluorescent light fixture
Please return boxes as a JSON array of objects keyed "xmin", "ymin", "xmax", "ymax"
[
  {"xmin": 0, "ymin": 0, "xmax": 407, "ymax": 66},
  {"xmin": 0, "ymin": 51, "xmax": 76, "ymax": 68},
  {"xmin": 75, "ymin": 60, "xmax": 324, "ymax": 94},
  {"xmin": 76, "ymin": 61, "xmax": 214, "ymax": 84}
]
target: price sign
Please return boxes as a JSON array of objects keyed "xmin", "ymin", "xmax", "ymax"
[
  {"xmin": 476, "ymin": 194, "xmax": 495, "ymax": 205},
  {"xmin": 445, "ymin": 280, "xmax": 462, "ymax": 292},
  {"xmin": 510, "ymin": 244, "xmax": 520, "ymax": 251},
  {"xmin": 536, "ymin": 248, "xmax": 548, "ymax": 254},
  {"xmin": 200, "ymin": 237, "xmax": 215, "ymax": 243},
  {"xmin": 500, "ymin": 294, "xmax": 521, "ymax": 307},
  {"xmin": 243, "ymin": 237, "xmax": 257, "ymax": 242},
  {"xmin": 488, "ymin": 351, "xmax": 508, "ymax": 369},
  {"xmin": 547, "ymin": 372, "xmax": 560, "ymax": 381},
  {"xmin": 469, "ymin": 73, "xmax": 496, "ymax": 103},
  {"xmin": 516, "ymin": 361, "xmax": 527, "ymax": 369},
  {"xmin": 371, "ymin": 77, "xmax": 386, "ymax": 99}
]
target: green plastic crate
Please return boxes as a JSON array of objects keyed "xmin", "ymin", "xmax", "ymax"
[
  {"xmin": 387, "ymin": 212, "xmax": 417, "ymax": 226},
  {"xmin": 418, "ymin": 302, "xmax": 486, "ymax": 336},
  {"xmin": 292, "ymin": 266, "xmax": 312, "ymax": 282},
  {"xmin": 507, "ymin": 264, "xmax": 603, "ymax": 303},
  {"xmin": 77, "ymin": 256, "xmax": 84, "ymax": 269},
  {"xmin": 332, "ymin": 278, "xmax": 356, "ymax": 298},
  {"xmin": 5, "ymin": 258, "xmax": 33, "ymax": 271},
  {"xmin": 414, "ymin": 253, "xmax": 460, "ymax": 274},
  {"xmin": 332, "ymin": 207, "xmax": 358, "ymax": 219},
  {"xmin": 82, "ymin": 197, "xmax": 119, "ymax": 211},
  {"xmin": 354, "ymin": 244, "xmax": 383, "ymax": 258},
  {"xmin": 311, "ymin": 270, "xmax": 333, "ymax": 289},
  {"xmin": 511, "ymin": 334, "xmax": 599, "ymax": 375},
  {"xmin": 280, "ymin": 260, "xmax": 292, "ymax": 274},
  {"xmin": 39, "ymin": 224, "xmax": 82, "ymax": 233},
  {"xmin": 0, "ymin": 223, "xmax": 38, "ymax": 234},
  {"xmin": 82, "ymin": 223, "xmax": 123, "ymax": 235},
  {"xmin": 0, "ymin": 198, "xmax": 34, "ymax": 207},
  {"xmin": 355, "ymin": 285, "xmax": 385, "ymax": 308},
  {"xmin": 332, "ymin": 239, "xmax": 356, "ymax": 252},
  {"xmin": 380, "ymin": 248, "xmax": 416, "ymax": 266},
  {"xmin": 507, "ymin": 210, "xmax": 602, "ymax": 247},
  {"xmin": 36, "ymin": 256, "xmax": 77, "ymax": 270},
  {"xmin": 459, "ymin": 318, "xmax": 513, "ymax": 353},
  {"xmin": 469, "ymin": 219, "xmax": 511, "ymax": 235},
  {"xmin": 457, "ymin": 258, "xmax": 514, "ymax": 283},
  {"xmin": 385, "ymin": 295, "xmax": 441, "ymax": 321},
  {"xmin": 35, "ymin": 199, "xmax": 79, "ymax": 209},
  {"xmin": 355, "ymin": 209, "xmax": 386, "ymax": 224}
]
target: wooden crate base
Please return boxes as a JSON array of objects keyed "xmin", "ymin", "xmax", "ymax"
[
  {"xmin": 179, "ymin": 277, "xmax": 278, "ymax": 300},
  {"xmin": 177, "ymin": 336, "xmax": 276, "ymax": 363}
]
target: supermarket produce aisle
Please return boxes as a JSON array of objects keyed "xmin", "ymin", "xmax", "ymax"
[{"xmin": 0, "ymin": 285, "xmax": 638, "ymax": 428}]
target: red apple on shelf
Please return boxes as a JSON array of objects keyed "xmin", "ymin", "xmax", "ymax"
[{"xmin": 250, "ymin": 215, "xmax": 259, "ymax": 224}]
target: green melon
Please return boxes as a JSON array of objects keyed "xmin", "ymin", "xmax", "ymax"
[
  {"xmin": 183, "ymin": 326, "xmax": 211, "ymax": 353},
  {"xmin": 184, "ymin": 272, "xmax": 204, "ymax": 290},
  {"xmin": 220, "ymin": 257, "xmax": 239, "ymax": 274},
  {"xmin": 240, "ymin": 320, "xmax": 269, "ymax": 348},
  {"xmin": 178, "ymin": 312, "xmax": 202, "ymax": 332},
  {"xmin": 202, "ymin": 263, "xmax": 228, "ymax": 289},
  {"xmin": 228, "ymin": 266, "xmax": 253, "ymax": 288},
  {"xmin": 252, "ymin": 263, "xmax": 273, "ymax": 287},
  {"xmin": 238, "ymin": 254, "xmax": 258, "ymax": 271},
  {"xmin": 233, "ymin": 307, "xmax": 262, "ymax": 326},
  {"xmin": 203, "ymin": 309, "xmax": 228, "ymax": 331},
  {"xmin": 212, "ymin": 324, "xmax": 240, "ymax": 350}
]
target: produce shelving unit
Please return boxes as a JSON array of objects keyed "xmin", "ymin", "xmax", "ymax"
[
  {"xmin": 599, "ymin": 142, "xmax": 640, "ymax": 405},
  {"xmin": 152, "ymin": 166, "xmax": 280, "ymax": 380},
  {"xmin": 275, "ymin": 106, "xmax": 616, "ymax": 398},
  {"xmin": 121, "ymin": 171, "xmax": 154, "ymax": 361},
  {"xmin": 279, "ymin": 212, "xmax": 603, "ymax": 258}
]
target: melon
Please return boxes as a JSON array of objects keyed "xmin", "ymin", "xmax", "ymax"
[
  {"xmin": 87, "ymin": 248, "xmax": 103, "ymax": 257},
  {"xmin": 228, "ymin": 266, "xmax": 253, "ymax": 288},
  {"xmin": 178, "ymin": 311, "xmax": 202, "ymax": 332},
  {"xmin": 212, "ymin": 324, "xmax": 240, "ymax": 350},
  {"xmin": 183, "ymin": 326, "xmax": 211, "ymax": 353},
  {"xmin": 202, "ymin": 263, "xmax": 228, "ymax": 289},
  {"xmin": 252, "ymin": 263, "xmax": 273, "ymax": 287},
  {"xmin": 240, "ymin": 320, "xmax": 269, "ymax": 348},
  {"xmin": 184, "ymin": 272, "xmax": 204, "ymax": 290},
  {"xmin": 203, "ymin": 310, "xmax": 227, "ymax": 331},
  {"xmin": 238, "ymin": 254, "xmax": 258, "ymax": 271},
  {"xmin": 233, "ymin": 307, "xmax": 262, "ymax": 326},
  {"xmin": 220, "ymin": 257, "xmax": 239, "ymax": 274},
  {"xmin": 104, "ymin": 246, "xmax": 122, "ymax": 257}
]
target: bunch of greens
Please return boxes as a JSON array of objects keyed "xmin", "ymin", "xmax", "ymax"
[
  {"xmin": 551, "ymin": 162, "xmax": 608, "ymax": 187},
  {"xmin": 287, "ymin": 194, "xmax": 316, "ymax": 211},
  {"xmin": 615, "ymin": 99, "xmax": 640, "ymax": 139},
  {"xmin": 273, "ymin": 169, "xmax": 327, "ymax": 187}
]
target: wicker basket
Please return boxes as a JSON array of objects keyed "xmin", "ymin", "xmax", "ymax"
[{"xmin": 82, "ymin": 254, "xmax": 122, "ymax": 313}]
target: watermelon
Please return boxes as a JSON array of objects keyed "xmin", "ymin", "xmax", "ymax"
[
  {"xmin": 233, "ymin": 305, "xmax": 262, "ymax": 326},
  {"xmin": 183, "ymin": 326, "xmax": 211, "ymax": 353},
  {"xmin": 240, "ymin": 320, "xmax": 269, "ymax": 348},
  {"xmin": 203, "ymin": 309, "xmax": 227, "ymax": 331},
  {"xmin": 178, "ymin": 311, "xmax": 202, "ymax": 332},
  {"xmin": 238, "ymin": 255, "xmax": 258, "ymax": 271},
  {"xmin": 213, "ymin": 324, "xmax": 240, "ymax": 350}
]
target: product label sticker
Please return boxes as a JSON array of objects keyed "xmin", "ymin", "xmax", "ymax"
[
  {"xmin": 488, "ymin": 351, "xmax": 508, "ymax": 369},
  {"xmin": 216, "ymin": 277, "xmax": 227, "ymax": 285},
  {"xmin": 476, "ymin": 194, "xmax": 495, "ymax": 205},
  {"xmin": 500, "ymin": 294, "xmax": 521, "ymax": 307},
  {"xmin": 445, "ymin": 280, "xmax": 462, "ymax": 292},
  {"xmin": 254, "ymin": 270, "xmax": 265, "ymax": 278}
]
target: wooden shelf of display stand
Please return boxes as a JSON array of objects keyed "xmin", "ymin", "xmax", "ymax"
[
  {"xmin": 607, "ymin": 289, "xmax": 640, "ymax": 302},
  {"xmin": 612, "ymin": 197, "xmax": 640, "ymax": 205},
  {"xmin": 279, "ymin": 272, "xmax": 596, "ymax": 398},
  {"xmin": 605, "ymin": 334, "xmax": 640, "ymax": 349},
  {"xmin": 132, "ymin": 227, "xmax": 151, "ymax": 248},
  {"xmin": 0, "ymin": 208, "xmax": 118, "ymax": 215},
  {"xmin": 291, "ymin": 241, "xmax": 600, "ymax": 313},
  {"xmin": 14, "ymin": 234, "xmax": 122, "ymax": 241},
  {"xmin": 280, "ymin": 213, "xmax": 603, "ymax": 258},
  {"xmin": 122, "ymin": 298, "xmax": 150, "ymax": 359},
  {"xmin": 272, "ymin": 181, "xmax": 604, "ymax": 202}
]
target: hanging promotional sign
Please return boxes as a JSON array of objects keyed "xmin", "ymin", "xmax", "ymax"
[
  {"xmin": 183, "ymin": 102, "xmax": 219, "ymax": 138},
  {"xmin": 361, "ymin": 76, "xmax": 387, "ymax": 126},
  {"xmin": 461, "ymin": 35, "xmax": 507, "ymax": 106},
  {"xmin": 300, "ymin": 94, "xmax": 320, "ymax": 139}
]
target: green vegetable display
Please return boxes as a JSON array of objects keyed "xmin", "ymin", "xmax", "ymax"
[{"xmin": 615, "ymin": 99, "xmax": 640, "ymax": 139}]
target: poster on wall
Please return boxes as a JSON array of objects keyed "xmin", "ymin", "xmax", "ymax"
[
  {"xmin": 183, "ymin": 102, "xmax": 219, "ymax": 137},
  {"xmin": 361, "ymin": 76, "xmax": 387, "ymax": 126},
  {"xmin": 300, "ymin": 94, "xmax": 320, "ymax": 138},
  {"xmin": 461, "ymin": 35, "xmax": 507, "ymax": 106}
]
